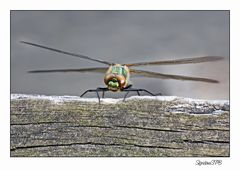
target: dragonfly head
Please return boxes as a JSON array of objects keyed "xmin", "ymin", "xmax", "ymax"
[
  {"xmin": 104, "ymin": 74, "xmax": 126, "ymax": 92},
  {"xmin": 107, "ymin": 78, "xmax": 119, "ymax": 91}
]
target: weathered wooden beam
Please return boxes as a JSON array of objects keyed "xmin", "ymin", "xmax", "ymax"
[{"xmin": 10, "ymin": 94, "xmax": 229, "ymax": 157}]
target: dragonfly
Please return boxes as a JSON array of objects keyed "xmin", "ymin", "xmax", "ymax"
[{"xmin": 20, "ymin": 41, "xmax": 224, "ymax": 103}]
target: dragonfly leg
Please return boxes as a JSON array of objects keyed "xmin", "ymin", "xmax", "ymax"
[
  {"xmin": 122, "ymin": 88, "xmax": 142, "ymax": 102},
  {"xmin": 95, "ymin": 89, "xmax": 100, "ymax": 104},
  {"xmin": 121, "ymin": 87, "xmax": 162, "ymax": 101},
  {"xmin": 80, "ymin": 87, "xmax": 109, "ymax": 104},
  {"xmin": 123, "ymin": 91, "xmax": 130, "ymax": 101},
  {"xmin": 97, "ymin": 87, "xmax": 109, "ymax": 98},
  {"xmin": 137, "ymin": 89, "xmax": 155, "ymax": 96},
  {"xmin": 124, "ymin": 84, "xmax": 133, "ymax": 90},
  {"xmin": 80, "ymin": 89, "xmax": 97, "ymax": 97},
  {"xmin": 135, "ymin": 88, "xmax": 162, "ymax": 96}
]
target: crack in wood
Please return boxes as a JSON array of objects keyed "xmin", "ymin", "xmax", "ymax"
[
  {"xmin": 183, "ymin": 139, "xmax": 229, "ymax": 144},
  {"xmin": 11, "ymin": 122, "xmax": 72, "ymax": 126},
  {"xmin": 11, "ymin": 142, "xmax": 182, "ymax": 152},
  {"xmin": 115, "ymin": 125, "xmax": 184, "ymax": 132}
]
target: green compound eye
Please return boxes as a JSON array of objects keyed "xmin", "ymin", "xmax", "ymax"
[{"xmin": 108, "ymin": 81, "xmax": 119, "ymax": 88}]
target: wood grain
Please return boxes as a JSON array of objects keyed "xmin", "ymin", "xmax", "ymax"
[{"xmin": 10, "ymin": 95, "xmax": 229, "ymax": 157}]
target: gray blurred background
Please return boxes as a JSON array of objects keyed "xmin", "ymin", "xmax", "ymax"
[{"xmin": 11, "ymin": 11, "xmax": 229, "ymax": 100}]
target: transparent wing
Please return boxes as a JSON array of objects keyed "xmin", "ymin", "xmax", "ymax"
[
  {"xmin": 126, "ymin": 56, "xmax": 224, "ymax": 67},
  {"xmin": 20, "ymin": 41, "xmax": 113, "ymax": 65},
  {"xmin": 130, "ymin": 69, "xmax": 219, "ymax": 83},
  {"xmin": 28, "ymin": 67, "xmax": 108, "ymax": 73}
]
